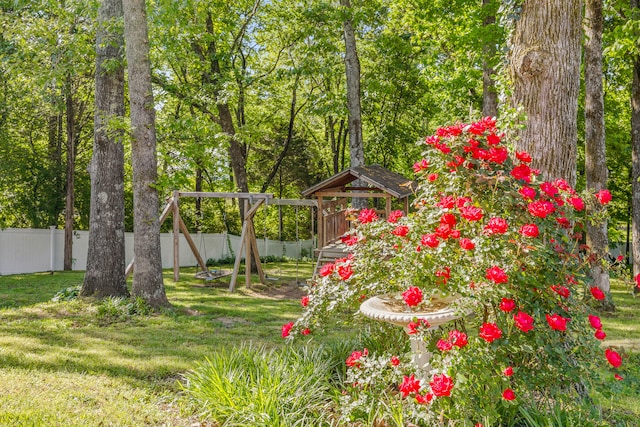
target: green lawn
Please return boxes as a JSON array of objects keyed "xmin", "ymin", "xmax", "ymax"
[
  {"xmin": 0, "ymin": 266, "xmax": 638, "ymax": 425},
  {"xmin": 0, "ymin": 264, "xmax": 310, "ymax": 426}
]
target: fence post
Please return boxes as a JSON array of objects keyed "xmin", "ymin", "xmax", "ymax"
[{"xmin": 49, "ymin": 226, "xmax": 56, "ymax": 272}]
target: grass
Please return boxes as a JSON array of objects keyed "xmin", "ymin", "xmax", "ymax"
[
  {"xmin": 0, "ymin": 266, "xmax": 639, "ymax": 425},
  {"xmin": 0, "ymin": 262, "xmax": 315, "ymax": 426}
]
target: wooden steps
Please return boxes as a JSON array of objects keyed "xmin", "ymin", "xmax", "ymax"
[{"xmin": 312, "ymin": 242, "xmax": 351, "ymax": 279}]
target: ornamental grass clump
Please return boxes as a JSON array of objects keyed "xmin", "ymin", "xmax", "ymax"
[{"xmin": 286, "ymin": 117, "xmax": 624, "ymax": 425}]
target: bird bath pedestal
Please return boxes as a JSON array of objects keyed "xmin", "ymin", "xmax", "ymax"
[{"xmin": 360, "ymin": 294, "xmax": 462, "ymax": 373}]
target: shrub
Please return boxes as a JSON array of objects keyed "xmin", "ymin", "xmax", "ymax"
[{"xmin": 287, "ymin": 117, "xmax": 624, "ymax": 425}]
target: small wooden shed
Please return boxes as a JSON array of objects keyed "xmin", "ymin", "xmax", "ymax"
[{"xmin": 302, "ymin": 164, "xmax": 415, "ymax": 249}]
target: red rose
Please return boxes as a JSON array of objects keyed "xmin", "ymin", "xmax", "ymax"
[
  {"xmin": 357, "ymin": 208, "xmax": 378, "ymax": 224},
  {"xmin": 399, "ymin": 374, "xmax": 422, "ymax": 397},
  {"xmin": 546, "ymin": 313, "xmax": 569, "ymax": 331},
  {"xmin": 515, "ymin": 151, "xmax": 532, "ymax": 163},
  {"xmin": 391, "ymin": 356, "xmax": 400, "ymax": 366},
  {"xmin": 402, "ymin": 286, "xmax": 423, "ymax": 307},
  {"xmin": 392, "ymin": 225, "xmax": 409, "ymax": 237},
  {"xmin": 519, "ymin": 186, "xmax": 536, "ymax": 200},
  {"xmin": 437, "ymin": 196, "xmax": 456, "ymax": 209},
  {"xmin": 588, "ymin": 314, "xmax": 602, "ymax": 329},
  {"xmin": 486, "ymin": 265, "xmax": 508, "ymax": 284},
  {"xmin": 615, "ymin": 374, "xmax": 624, "ymax": 381},
  {"xmin": 595, "ymin": 329, "xmax": 606, "ymax": 340},
  {"xmin": 436, "ymin": 339, "xmax": 453, "ymax": 352},
  {"xmin": 502, "ymin": 388, "xmax": 516, "ymax": 401},
  {"xmin": 319, "ymin": 263, "xmax": 335, "ymax": 277},
  {"xmin": 499, "ymin": 298, "xmax": 516, "ymax": 312},
  {"xmin": 550, "ymin": 285, "xmax": 570, "ymax": 298},
  {"xmin": 281, "ymin": 322, "xmax": 294, "ymax": 338},
  {"xmin": 428, "ymin": 173, "xmax": 439, "ymax": 182},
  {"xmin": 440, "ymin": 213, "xmax": 457, "ymax": 226},
  {"xmin": 346, "ymin": 349, "xmax": 367, "ymax": 367},
  {"xmin": 511, "ymin": 163, "xmax": 532, "ymax": 181},
  {"xmin": 568, "ymin": 196, "xmax": 585, "ymax": 211},
  {"xmin": 605, "ymin": 348, "xmax": 622, "ymax": 368},
  {"xmin": 488, "ymin": 146, "xmax": 508, "ymax": 164},
  {"xmin": 519, "ymin": 223, "xmax": 539, "ymax": 238},
  {"xmin": 415, "ymin": 393, "xmax": 433, "ymax": 404},
  {"xmin": 460, "ymin": 205, "xmax": 484, "ymax": 221},
  {"xmin": 429, "ymin": 373, "xmax": 454, "ymax": 397},
  {"xmin": 341, "ymin": 234, "xmax": 358, "ymax": 246},
  {"xmin": 301, "ymin": 296, "xmax": 309, "ymax": 307},
  {"xmin": 590, "ymin": 286, "xmax": 606, "ymax": 301},
  {"xmin": 449, "ymin": 330, "xmax": 468, "ymax": 348},
  {"xmin": 387, "ymin": 210, "xmax": 404, "ymax": 223},
  {"xmin": 421, "ymin": 233, "xmax": 440, "ymax": 248},
  {"xmin": 301, "ymin": 328, "xmax": 311, "ymax": 335},
  {"xmin": 484, "ymin": 217, "xmax": 508, "ymax": 235},
  {"xmin": 407, "ymin": 318, "xmax": 429, "ymax": 334},
  {"xmin": 503, "ymin": 366, "xmax": 513, "ymax": 377},
  {"xmin": 459, "ymin": 238, "xmax": 475, "ymax": 250},
  {"xmin": 337, "ymin": 264, "xmax": 353, "ymax": 281},
  {"xmin": 412, "ymin": 159, "xmax": 429, "ymax": 173},
  {"xmin": 514, "ymin": 311, "xmax": 534, "ymax": 333},
  {"xmin": 487, "ymin": 133, "xmax": 501, "ymax": 145},
  {"xmin": 540, "ymin": 181, "xmax": 559, "ymax": 197},
  {"xmin": 595, "ymin": 189, "xmax": 612, "ymax": 205},
  {"xmin": 479, "ymin": 322, "xmax": 502, "ymax": 343},
  {"xmin": 528, "ymin": 200, "xmax": 555, "ymax": 218}
]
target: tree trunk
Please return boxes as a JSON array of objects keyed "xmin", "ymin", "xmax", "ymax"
[
  {"xmin": 482, "ymin": 0, "xmax": 498, "ymax": 118},
  {"xmin": 64, "ymin": 73, "xmax": 75, "ymax": 271},
  {"xmin": 584, "ymin": 0, "xmax": 612, "ymax": 307},
  {"xmin": 340, "ymin": 0, "xmax": 366, "ymax": 207},
  {"xmin": 81, "ymin": 0, "xmax": 128, "ymax": 298},
  {"xmin": 631, "ymin": 0, "xmax": 640, "ymax": 284},
  {"xmin": 508, "ymin": 0, "xmax": 582, "ymax": 186},
  {"xmin": 123, "ymin": 0, "xmax": 169, "ymax": 307}
]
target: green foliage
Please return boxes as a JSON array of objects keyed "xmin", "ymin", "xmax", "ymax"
[
  {"xmin": 96, "ymin": 296, "xmax": 153, "ymax": 323},
  {"xmin": 51, "ymin": 285, "xmax": 82, "ymax": 302},
  {"xmin": 181, "ymin": 343, "xmax": 337, "ymax": 427}
]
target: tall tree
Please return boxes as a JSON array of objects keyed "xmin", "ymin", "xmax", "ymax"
[
  {"xmin": 339, "ymin": 0, "xmax": 364, "ymax": 170},
  {"xmin": 82, "ymin": 0, "xmax": 128, "ymax": 298},
  {"xmin": 584, "ymin": 0, "xmax": 612, "ymax": 302},
  {"xmin": 631, "ymin": 0, "xmax": 640, "ymax": 283},
  {"xmin": 482, "ymin": 0, "xmax": 498, "ymax": 117},
  {"xmin": 123, "ymin": 0, "xmax": 169, "ymax": 307},
  {"xmin": 339, "ymin": 0, "xmax": 366, "ymax": 210},
  {"xmin": 508, "ymin": 0, "xmax": 582, "ymax": 185}
]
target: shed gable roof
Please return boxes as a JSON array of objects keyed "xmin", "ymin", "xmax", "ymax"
[{"xmin": 301, "ymin": 164, "xmax": 415, "ymax": 199}]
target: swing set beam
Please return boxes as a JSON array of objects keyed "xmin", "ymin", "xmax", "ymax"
[{"xmin": 126, "ymin": 190, "xmax": 316, "ymax": 292}]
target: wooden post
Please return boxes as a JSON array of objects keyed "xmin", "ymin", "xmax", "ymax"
[
  {"xmin": 244, "ymin": 199, "xmax": 251, "ymax": 288},
  {"xmin": 385, "ymin": 195, "xmax": 392, "ymax": 218},
  {"xmin": 173, "ymin": 190, "xmax": 180, "ymax": 282},
  {"xmin": 317, "ymin": 195, "xmax": 324, "ymax": 248},
  {"xmin": 178, "ymin": 217, "xmax": 209, "ymax": 273}
]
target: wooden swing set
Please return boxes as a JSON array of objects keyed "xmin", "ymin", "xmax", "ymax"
[{"xmin": 125, "ymin": 190, "xmax": 316, "ymax": 292}]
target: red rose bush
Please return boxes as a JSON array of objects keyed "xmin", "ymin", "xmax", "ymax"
[{"xmin": 286, "ymin": 118, "xmax": 622, "ymax": 424}]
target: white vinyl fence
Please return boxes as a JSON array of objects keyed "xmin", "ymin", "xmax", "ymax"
[{"xmin": 0, "ymin": 228, "xmax": 314, "ymax": 276}]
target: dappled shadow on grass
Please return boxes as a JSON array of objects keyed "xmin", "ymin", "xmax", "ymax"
[{"xmin": 0, "ymin": 266, "xmax": 311, "ymax": 390}]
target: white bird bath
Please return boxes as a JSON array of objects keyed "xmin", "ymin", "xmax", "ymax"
[{"xmin": 360, "ymin": 294, "xmax": 462, "ymax": 373}]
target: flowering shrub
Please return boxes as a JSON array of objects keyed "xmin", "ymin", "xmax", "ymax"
[{"xmin": 286, "ymin": 117, "xmax": 623, "ymax": 424}]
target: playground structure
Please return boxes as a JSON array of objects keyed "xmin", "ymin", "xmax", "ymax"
[
  {"xmin": 124, "ymin": 164, "xmax": 413, "ymax": 290},
  {"xmin": 125, "ymin": 191, "xmax": 316, "ymax": 291},
  {"xmin": 302, "ymin": 164, "xmax": 415, "ymax": 276}
]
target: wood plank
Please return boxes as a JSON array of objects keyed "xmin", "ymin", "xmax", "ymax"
[
  {"xmin": 229, "ymin": 219, "xmax": 249, "ymax": 292},
  {"xmin": 315, "ymin": 191, "xmax": 389, "ymax": 199},
  {"xmin": 178, "ymin": 216, "xmax": 209, "ymax": 273},
  {"xmin": 178, "ymin": 191, "xmax": 273, "ymax": 199},
  {"xmin": 173, "ymin": 193, "xmax": 180, "ymax": 282}
]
